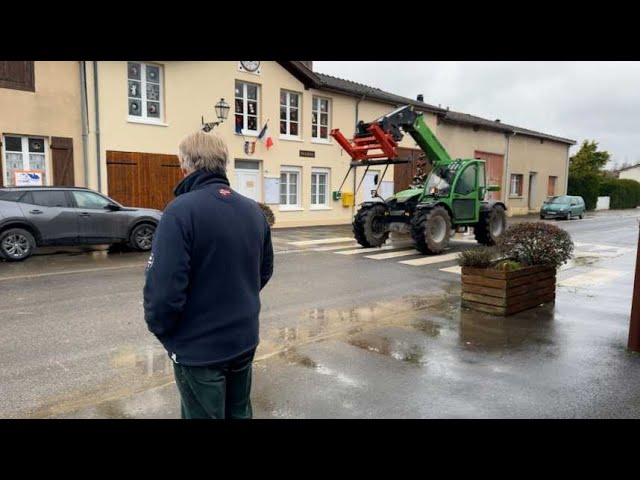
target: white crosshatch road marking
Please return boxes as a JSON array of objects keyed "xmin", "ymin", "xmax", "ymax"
[
  {"xmin": 364, "ymin": 248, "xmax": 421, "ymax": 260},
  {"xmin": 289, "ymin": 237, "xmax": 354, "ymax": 246},
  {"xmin": 558, "ymin": 269, "xmax": 624, "ymax": 288},
  {"xmin": 336, "ymin": 245, "xmax": 399, "ymax": 255},
  {"xmin": 399, "ymin": 252, "xmax": 460, "ymax": 266},
  {"xmin": 313, "ymin": 243, "xmax": 359, "ymax": 251}
]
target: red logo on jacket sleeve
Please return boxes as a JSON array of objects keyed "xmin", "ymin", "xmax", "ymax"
[{"xmin": 219, "ymin": 188, "xmax": 232, "ymax": 196}]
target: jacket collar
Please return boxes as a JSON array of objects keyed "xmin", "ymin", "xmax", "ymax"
[{"xmin": 174, "ymin": 170, "xmax": 230, "ymax": 197}]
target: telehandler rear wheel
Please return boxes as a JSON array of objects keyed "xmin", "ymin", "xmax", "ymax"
[
  {"xmin": 411, "ymin": 206, "xmax": 451, "ymax": 254},
  {"xmin": 353, "ymin": 203, "xmax": 389, "ymax": 248}
]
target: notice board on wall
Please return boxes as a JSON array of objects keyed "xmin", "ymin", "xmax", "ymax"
[{"xmin": 264, "ymin": 177, "xmax": 280, "ymax": 204}]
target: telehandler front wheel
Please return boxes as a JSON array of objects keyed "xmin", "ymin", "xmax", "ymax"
[
  {"xmin": 411, "ymin": 206, "xmax": 451, "ymax": 254},
  {"xmin": 353, "ymin": 203, "xmax": 389, "ymax": 248}
]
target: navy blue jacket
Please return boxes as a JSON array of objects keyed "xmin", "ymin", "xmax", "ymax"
[{"xmin": 143, "ymin": 170, "xmax": 274, "ymax": 366}]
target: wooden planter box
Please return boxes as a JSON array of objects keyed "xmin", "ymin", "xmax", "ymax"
[{"xmin": 461, "ymin": 265, "xmax": 556, "ymax": 316}]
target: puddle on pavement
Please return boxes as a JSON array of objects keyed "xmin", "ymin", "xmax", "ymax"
[{"xmin": 110, "ymin": 345, "xmax": 173, "ymax": 378}]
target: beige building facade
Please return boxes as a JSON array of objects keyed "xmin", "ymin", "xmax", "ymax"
[{"xmin": 1, "ymin": 61, "xmax": 575, "ymax": 226}]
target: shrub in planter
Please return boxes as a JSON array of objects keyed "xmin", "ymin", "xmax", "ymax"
[
  {"xmin": 496, "ymin": 221, "xmax": 574, "ymax": 269},
  {"xmin": 457, "ymin": 246, "xmax": 498, "ymax": 268},
  {"xmin": 258, "ymin": 202, "xmax": 275, "ymax": 227},
  {"xmin": 460, "ymin": 222, "xmax": 573, "ymax": 316}
]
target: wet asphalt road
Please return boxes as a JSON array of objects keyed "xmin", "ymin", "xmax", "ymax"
[{"xmin": 0, "ymin": 210, "xmax": 639, "ymax": 418}]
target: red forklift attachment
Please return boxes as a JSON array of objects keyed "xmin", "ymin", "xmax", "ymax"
[{"xmin": 331, "ymin": 123, "xmax": 399, "ymax": 161}]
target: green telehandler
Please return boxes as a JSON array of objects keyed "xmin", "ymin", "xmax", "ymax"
[{"xmin": 331, "ymin": 105, "xmax": 507, "ymax": 254}]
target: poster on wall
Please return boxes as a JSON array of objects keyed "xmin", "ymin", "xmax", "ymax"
[
  {"xmin": 14, "ymin": 170, "xmax": 44, "ymax": 186},
  {"xmin": 264, "ymin": 177, "xmax": 280, "ymax": 204}
]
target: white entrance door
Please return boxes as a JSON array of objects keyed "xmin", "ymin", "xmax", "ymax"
[
  {"xmin": 235, "ymin": 169, "xmax": 261, "ymax": 201},
  {"xmin": 363, "ymin": 171, "xmax": 380, "ymax": 201}
]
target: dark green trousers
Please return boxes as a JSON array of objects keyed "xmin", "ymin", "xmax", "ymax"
[{"xmin": 173, "ymin": 350, "xmax": 255, "ymax": 419}]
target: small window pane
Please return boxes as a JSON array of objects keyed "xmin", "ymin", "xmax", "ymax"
[
  {"xmin": 320, "ymin": 113, "xmax": 328, "ymax": 126},
  {"xmin": 311, "ymin": 112, "xmax": 317, "ymax": 125},
  {"xmin": 146, "ymin": 83, "xmax": 160, "ymax": 101},
  {"xmin": 280, "ymin": 106, "xmax": 287, "ymax": 120},
  {"xmin": 247, "ymin": 101, "xmax": 257, "ymax": 115},
  {"xmin": 247, "ymin": 84, "xmax": 257, "ymax": 100},
  {"xmin": 319, "ymin": 174, "xmax": 326, "ymax": 186},
  {"xmin": 320, "ymin": 99, "xmax": 328, "ymax": 112},
  {"xmin": 235, "ymin": 81, "xmax": 242, "ymax": 97},
  {"xmin": 146, "ymin": 65, "xmax": 160, "ymax": 82},
  {"xmin": 320, "ymin": 126, "xmax": 328, "ymax": 138},
  {"xmin": 313, "ymin": 97, "xmax": 319, "ymax": 110},
  {"xmin": 29, "ymin": 154, "xmax": 45, "ymax": 170},
  {"xmin": 280, "ymin": 121, "xmax": 287, "ymax": 135},
  {"xmin": 235, "ymin": 99, "xmax": 244, "ymax": 114},
  {"xmin": 280, "ymin": 92, "xmax": 287, "ymax": 105},
  {"xmin": 312, "ymin": 125, "xmax": 318, "ymax": 137},
  {"xmin": 290, "ymin": 109, "xmax": 298, "ymax": 122},
  {"xmin": 319, "ymin": 193, "xmax": 325, "ymax": 204},
  {"xmin": 128, "ymin": 80, "xmax": 141, "ymax": 98},
  {"xmin": 290, "ymin": 123, "xmax": 298, "ymax": 136},
  {"xmin": 147, "ymin": 102, "xmax": 160, "ymax": 118},
  {"xmin": 235, "ymin": 115, "xmax": 244, "ymax": 130},
  {"xmin": 289, "ymin": 94, "xmax": 298, "ymax": 107},
  {"xmin": 129, "ymin": 99, "xmax": 142, "ymax": 116},
  {"xmin": 5, "ymin": 137, "xmax": 22, "ymax": 152},
  {"xmin": 247, "ymin": 117, "xmax": 257, "ymax": 131},
  {"xmin": 128, "ymin": 62, "xmax": 141, "ymax": 80},
  {"xmin": 28, "ymin": 138, "xmax": 44, "ymax": 153}
]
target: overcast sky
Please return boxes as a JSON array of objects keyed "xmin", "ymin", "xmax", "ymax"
[{"xmin": 315, "ymin": 61, "xmax": 640, "ymax": 169}]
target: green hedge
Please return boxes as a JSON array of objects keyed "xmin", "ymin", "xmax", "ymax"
[
  {"xmin": 568, "ymin": 173, "xmax": 600, "ymax": 210},
  {"xmin": 599, "ymin": 177, "xmax": 640, "ymax": 209}
]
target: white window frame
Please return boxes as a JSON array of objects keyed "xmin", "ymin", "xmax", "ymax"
[
  {"xmin": 2, "ymin": 135, "xmax": 49, "ymax": 187},
  {"xmin": 311, "ymin": 96, "xmax": 331, "ymax": 143},
  {"xmin": 310, "ymin": 168, "xmax": 331, "ymax": 209},
  {"xmin": 280, "ymin": 166, "xmax": 302, "ymax": 210},
  {"xmin": 127, "ymin": 61, "xmax": 164, "ymax": 124},
  {"xmin": 235, "ymin": 80, "xmax": 260, "ymax": 136},
  {"xmin": 279, "ymin": 90, "xmax": 302, "ymax": 140},
  {"xmin": 510, "ymin": 174, "xmax": 523, "ymax": 197}
]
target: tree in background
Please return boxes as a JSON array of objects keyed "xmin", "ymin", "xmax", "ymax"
[{"xmin": 569, "ymin": 140, "xmax": 611, "ymax": 175}]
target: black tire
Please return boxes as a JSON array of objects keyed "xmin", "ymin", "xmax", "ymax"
[
  {"xmin": 0, "ymin": 228, "xmax": 36, "ymax": 261},
  {"xmin": 411, "ymin": 206, "xmax": 451, "ymax": 254},
  {"xmin": 579, "ymin": 211, "xmax": 584, "ymax": 219},
  {"xmin": 474, "ymin": 205, "xmax": 507, "ymax": 246},
  {"xmin": 128, "ymin": 223, "xmax": 156, "ymax": 251},
  {"xmin": 353, "ymin": 204, "xmax": 389, "ymax": 248}
]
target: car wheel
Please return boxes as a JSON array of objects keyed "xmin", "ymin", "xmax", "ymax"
[
  {"xmin": 579, "ymin": 211, "xmax": 584, "ymax": 219},
  {"xmin": 129, "ymin": 223, "xmax": 156, "ymax": 251},
  {"xmin": 0, "ymin": 228, "xmax": 36, "ymax": 261}
]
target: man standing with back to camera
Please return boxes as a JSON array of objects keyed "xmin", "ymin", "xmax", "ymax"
[{"xmin": 143, "ymin": 131, "xmax": 274, "ymax": 419}]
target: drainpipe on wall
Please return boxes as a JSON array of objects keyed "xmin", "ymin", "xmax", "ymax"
[
  {"xmin": 352, "ymin": 94, "xmax": 366, "ymax": 217},
  {"xmin": 564, "ymin": 146, "xmax": 571, "ymax": 195},
  {"xmin": 79, "ymin": 61, "xmax": 90, "ymax": 187},
  {"xmin": 93, "ymin": 61, "xmax": 102, "ymax": 193},
  {"xmin": 504, "ymin": 131, "xmax": 516, "ymax": 203}
]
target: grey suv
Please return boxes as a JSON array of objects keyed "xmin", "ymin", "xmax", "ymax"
[{"xmin": 0, "ymin": 187, "xmax": 162, "ymax": 261}]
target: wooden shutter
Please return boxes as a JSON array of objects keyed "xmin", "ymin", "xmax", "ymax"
[
  {"xmin": 0, "ymin": 61, "xmax": 35, "ymax": 92},
  {"xmin": 50, "ymin": 137, "xmax": 75, "ymax": 186}
]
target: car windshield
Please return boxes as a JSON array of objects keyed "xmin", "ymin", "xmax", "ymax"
[
  {"xmin": 425, "ymin": 164, "xmax": 457, "ymax": 196},
  {"xmin": 545, "ymin": 196, "xmax": 570, "ymax": 205}
]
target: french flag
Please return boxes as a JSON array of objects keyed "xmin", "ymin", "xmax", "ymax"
[{"xmin": 258, "ymin": 123, "xmax": 274, "ymax": 149}]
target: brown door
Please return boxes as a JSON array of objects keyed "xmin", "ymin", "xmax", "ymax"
[
  {"xmin": 51, "ymin": 137, "xmax": 75, "ymax": 186},
  {"xmin": 394, "ymin": 147, "xmax": 431, "ymax": 193},
  {"xmin": 474, "ymin": 150, "xmax": 504, "ymax": 201},
  {"xmin": 107, "ymin": 151, "xmax": 182, "ymax": 211}
]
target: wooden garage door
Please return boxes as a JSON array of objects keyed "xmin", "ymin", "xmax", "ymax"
[
  {"xmin": 474, "ymin": 150, "xmax": 504, "ymax": 201},
  {"xmin": 394, "ymin": 147, "xmax": 431, "ymax": 193},
  {"xmin": 107, "ymin": 151, "xmax": 182, "ymax": 211}
]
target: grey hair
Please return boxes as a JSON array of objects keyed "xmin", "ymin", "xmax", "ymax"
[{"xmin": 177, "ymin": 131, "xmax": 229, "ymax": 175}]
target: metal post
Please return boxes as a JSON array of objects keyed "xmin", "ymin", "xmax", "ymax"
[{"xmin": 629, "ymin": 221, "xmax": 640, "ymax": 352}]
